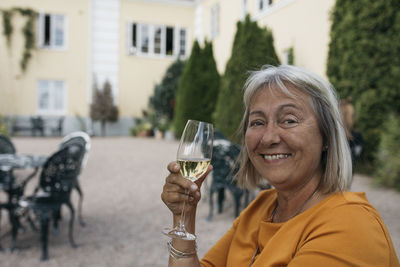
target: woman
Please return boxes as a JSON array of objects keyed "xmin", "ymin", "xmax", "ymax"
[
  {"xmin": 339, "ymin": 98, "xmax": 364, "ymax": 164},
  {"xmin": 161, "ymin": 65, "xmax": 399, "ymax": 266}
]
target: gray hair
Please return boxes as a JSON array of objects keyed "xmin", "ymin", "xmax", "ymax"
[{"xmin": 236, "ymin": 64, "xmax": 352, "ymax": 193}]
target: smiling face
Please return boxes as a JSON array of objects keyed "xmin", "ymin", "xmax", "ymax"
[{"xmin": 245, "ymin": 86, "xmax": 324, "ymax": 192}]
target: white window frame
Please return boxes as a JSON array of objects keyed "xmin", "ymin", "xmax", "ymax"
[
  {"xmin": 210, "ymin": 4, "xmax": 220, "ymax": 40},
  {"xmin": 37, "ymin": 80, "xmax": 67, "ymax": 115},
  {"xmin": 153, "ymin": 25, "xmax": 165, "ymax": 55},
  {"xmin": 258, "ymin": 0, "xmax": 273, "ymax": 11},
  {"xmin": 178, "ymin": 28, "xmax": 187, "ymax": 56},
  {"xmin": 37, "ymin": 13, "xmax": 67, "ymax": 50},
  {"xmin": 128, "ymin": 22, "xmax": 187, "ymax": 58},
  {"xmin": 139, "ymin": 23, "xmax": 150, "ymax": 54}
]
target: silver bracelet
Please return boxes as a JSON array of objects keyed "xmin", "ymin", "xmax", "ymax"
[{"xmin": 167, "ymin": 240, "xmax": 197, "ymax": 259}]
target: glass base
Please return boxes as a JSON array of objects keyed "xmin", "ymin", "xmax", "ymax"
[{"xmin": 162, "ymin": 227, "xmax": 196, "ymax": 240}]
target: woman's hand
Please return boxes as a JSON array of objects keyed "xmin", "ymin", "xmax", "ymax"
[{"xmin": 161, "ymin": 161, "xmax": 212, "ymax": 216}]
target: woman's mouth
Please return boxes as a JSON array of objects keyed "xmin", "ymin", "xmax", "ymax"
[{"xmin": 262, "ymin": 154, "xmax": 291, "ymax": 160}]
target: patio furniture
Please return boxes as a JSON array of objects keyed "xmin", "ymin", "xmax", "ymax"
[
  {"xmin": 0, "ymin": 134, "xmax": 16, "ymax": 251},
  {"xmin": 59, "ymin": 131, "xmax": 91, "ymax": 226},
  {"xmin": 11, "ymin": 117, "xmax": 45, "ymax": 137},
  {"xmin": 0, "ymin": 134, "xmax": 16, "ymax": 155},
  {"xmin": 0, "ymin": 134, "xmax": 48, "ymax": 251},
  {"xmin": 30, "ymin": 116, "xmax": 45, "ymax": 137},
  {"xmin": 18, "ymin": 143, "xmax": 85, "ymax": 260},
  {"xmin": 0, "ymin": 153, "xmax": 47, "ymax": 251},
  {"xmin": 51, "ymin": 117, "xmax": 64, "ymax": 136},
  {"xmin": 207, "ymin": 131, "xmax": 248, "ymax": 221}
]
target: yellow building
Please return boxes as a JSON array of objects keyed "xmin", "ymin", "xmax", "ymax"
[{"xmin": 0, "ymin": 0, "xmax": 335, "ymax": 136}]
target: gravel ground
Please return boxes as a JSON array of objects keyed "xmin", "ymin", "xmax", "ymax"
[{"xmin": 0, "ymin": 137, "xmax": 399, "ymax": 266}]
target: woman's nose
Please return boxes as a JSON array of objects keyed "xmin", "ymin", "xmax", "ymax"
[{"xmin": 260, "ymin": 123, "xmax": 281, "ymax": 146}]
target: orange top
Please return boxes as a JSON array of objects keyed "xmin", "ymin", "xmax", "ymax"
[{"xmin": 200, "ymin": 189, "xmax": 399, "ymax": 267}]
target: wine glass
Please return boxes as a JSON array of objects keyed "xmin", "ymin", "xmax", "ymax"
[{"xmin": 162, "ymin": 120, "xmax": 213, "ymax": 240}]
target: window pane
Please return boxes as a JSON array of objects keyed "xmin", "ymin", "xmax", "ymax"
[
  {"xmin": 166, "ymin": 27, "xmax": 174, "ymax": 55},
  {"xmin": 154, "ymin": 26, "xmax": 162, "ymax": 54},
  {"xmin": 53, "ymin": 81, "xmax": 64, "ymax": 110},
  {"xmin": 179, "ymin": 29, "xmax": 186, "ymax": 56},
  {"xmin": 140, "ymin": 24, "xmax": 149, "ymax": 53},
  {"xmin": 44, "ymin": 14, "xmax": 51, "ymax": 46},
  {"xmin": 132, "ymin": 23, "xmax": 137, "ymax": 50},
  {"xmin": 53, "ymin": 15, "xmax": 65, "ymax": 47},
  {"xmin": 38, "ymin": 81, "xmax": 50, "ymax": 110}
]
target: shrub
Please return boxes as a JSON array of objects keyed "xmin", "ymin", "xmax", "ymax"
[
  {"xmin": 327, "ymin": 0, "xmax": 400, "ymax": 167},
  {"xmin": 90, "ymin": 80, "xmax": 119, "ymax": 136},
  {"xmin": 213, "ymin": 15, "xmax": 280, "ymax": 143},
  {"xmin": 0, "ymin": 114, "xmax": 8, "ymax": 136},
  {"xmin": 149, "ymin": 59, "xmax": 186, "ymax": 121},
  {"xmin": 374, "ymin": 114, "xmax": 400, "ymax": 191},
  {"xmin": 173, "ymin": 40, "xmax": 220, "ymax": 138}
]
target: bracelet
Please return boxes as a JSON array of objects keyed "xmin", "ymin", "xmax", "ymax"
[{"xmin": 167, "ymin": 240, "xmax": 197, "ymax": 259}]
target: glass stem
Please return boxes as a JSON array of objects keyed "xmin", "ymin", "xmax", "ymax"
[{"xmin": 178, "ymin": 189, "xmax": 189, "ymax": 230}]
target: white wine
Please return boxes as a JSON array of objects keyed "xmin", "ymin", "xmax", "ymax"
[{"xmin": 178, "ymin": 158, "xmax": 211, "ymax": 181}]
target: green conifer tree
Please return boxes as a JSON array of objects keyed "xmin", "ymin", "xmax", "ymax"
[
  {"xmin": 327, "ymin": 0, "xmax": 400, "ymax": 167},
  {"xmin": 213, "ymin": 15, "xmax": 280, "ymax": 142},
  {"xmin": 173, "ymin": 40, "xmax": 220, "ymax": 137},
  {"xmin": 149, "ymin": 59, "xmax": 186, "ymax": 120},
  {"xmin": 90, "ymin": 80, "xmax": 119, "ymax": 136}
]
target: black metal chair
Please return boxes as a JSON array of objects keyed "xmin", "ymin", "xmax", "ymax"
[
  {"xmin": 30, "ymin": 116, "xmax": 45, "ymax": 137},
  {"xmin": 208, "ymin": 131, "xmax": 248, "ymax": 221},
  {"xmin": 0, "ymin": 133, "xmax": 16, "ymax": 188},
  {"xmin": 18, "ymin": 143, "xmax": 85, "ymax": 260},
  {"xmin": 0, "ymin": 134, "xmax": 18, "ymax": 251},
  {"xmin": 59, "ymin": 131, "xmax": 90, "ymax": 227},
  {"xmin": 51, "ymin": 117, "xmax": 64, "ymax": 136}
]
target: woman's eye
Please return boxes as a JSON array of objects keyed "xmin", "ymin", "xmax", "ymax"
[
  {"xmin": 282, "ymin": 118, "xmax": 298, "ymax": 126},
  {"xmin": 249, "ymin": 120, "xmax": 264, "ymax": 127}
]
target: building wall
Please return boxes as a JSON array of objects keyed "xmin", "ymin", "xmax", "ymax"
[
  {"xmin": 196, "ymin": 0, "xmax": 244, "ymax": 74},
  {"xmin": 252, "ymin": 0, "xmax": 335, "ymax": 78},
  {"xmin": 0, "ymin": 0, "xmax": 90, "ymax": 116},
  {"xmin": 196, "ymin": 0, "xmax": 334, "ymax": 78},
  {"xmin": 119, "ymin": 0, "xmax": 195, "ymax": 118},
  {"xmin": 0, "ymin": 0, "xmax": 91, "ymax": 135}
]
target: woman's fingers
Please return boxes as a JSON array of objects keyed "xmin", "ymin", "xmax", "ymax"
[
  {"xmin": 195, "ymin": 164, "xmax": 213, "ymax": 187},
  {"xmin": 166, "ymin": 163, "xmax": 199, "ymax": 193},
  {"xmin": 162, "ymin": 161, "xmax": 212, "ymax": 215}
]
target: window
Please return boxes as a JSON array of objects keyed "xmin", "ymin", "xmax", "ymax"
[
  {"xmin": 154, "ymin": 25, "xmax": 163, "ymax": 54},
  {"xmin": 166, "ymin": 27, "xmax": 174, "ymax": 55},
  {"xmin": 129, "ymin": 23, "xmax": 187, "ymax": 57},
  {"xmin": 258, "ymin": 0, "xmax": 273, "ymax": 11},
  {"xmin": 131, "ymin": 23, "xmax": 137, "ymax": 53},
  {"xmin": 37, "ymin": 80, "xmax": 66, "ymax": 114},
  {"xmin": 210, "ymin": 4, "xmax": 220, "ymax": 39},
  {"xmin": 179, "ymin": 29, "xmax": 186, "ymax": 56},
  {"xmin": 38, "ymin": 13, "xmax": 66, "ymax": 49},
  {"xmin": 140, "ymin": 24, "xmax": 149, "ymax": 53}
]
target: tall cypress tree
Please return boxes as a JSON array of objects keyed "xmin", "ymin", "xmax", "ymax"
[
  {"xmin": 327, "ymin": 0, "xmax": 400, "ymax": 166},
  {"xmin": 172, "ymin": 40, "xmax": 220, "ymax": 137},
  {"xmin": 213, "ymin": 15, "xmax": 280, "ymax": 142}
]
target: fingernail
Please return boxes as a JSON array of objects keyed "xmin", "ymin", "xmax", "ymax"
[
  {"xmin": 190, "ymin": 184, "xmax": 198, "ymax": 191},
  {"xmin": 173, "ymin": 164, "xmax": 179, "ymax": 172},
  {"xmin": 195, "ymin": 192, "xmax": 200, "ymax": 198}
]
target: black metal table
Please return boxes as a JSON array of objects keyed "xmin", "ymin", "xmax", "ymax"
[
  {"xmin": 0, "ymin": 154, "xmax": 47, "ymax": 251},
  {"xmin": 0, "ymin": 154, "xmax": 47, "ymax": 171}
]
